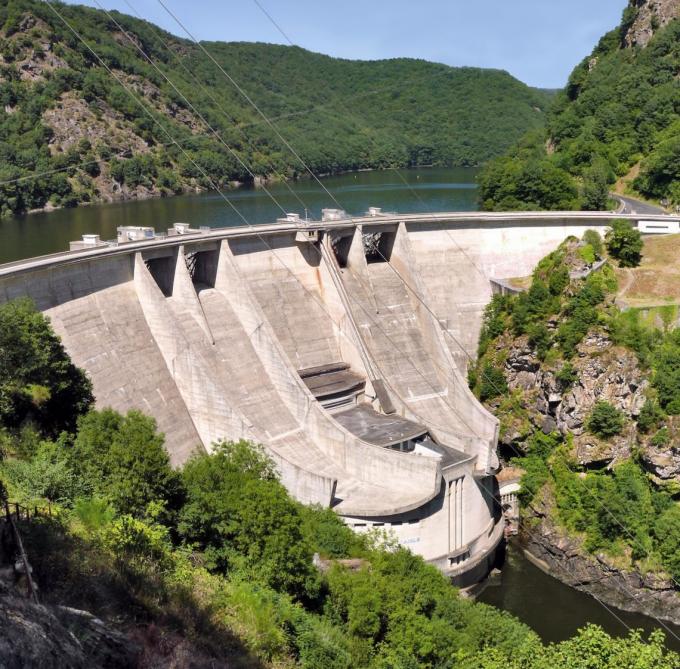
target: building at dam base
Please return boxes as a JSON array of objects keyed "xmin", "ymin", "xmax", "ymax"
[{"xmin": 0, "ymin": 210, "xmax": 660, "ymax": 584}]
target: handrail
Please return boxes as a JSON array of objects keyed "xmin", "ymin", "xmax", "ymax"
[{"xmin": 3, "ymin": 500, "xmax": 41, "ymax": 603}]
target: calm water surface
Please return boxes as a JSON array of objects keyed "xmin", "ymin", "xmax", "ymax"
[
  {"xmin": 478, "ymin": 543, "xmax": 680, "ymax": 652},
  {"xmin": 3, "ymin": 165, "xmax": 678, "ymax": 650},
  {"xmin": 0, "ymin": 166, "xmax": 479, "ymax": 264}
]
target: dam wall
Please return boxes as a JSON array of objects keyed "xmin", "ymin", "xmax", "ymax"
[
  {"xmin": 405, "ymin": 217, "xmax": 613, "ymax": 367},
  {"xmin": 0, "ymin": 210, "xmax": 665, "ymax": 582}
]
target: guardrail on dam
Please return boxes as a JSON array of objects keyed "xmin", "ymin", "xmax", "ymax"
[{"xmin": 1, "ymin": 210, "xmax": 675, "ymax": 584}]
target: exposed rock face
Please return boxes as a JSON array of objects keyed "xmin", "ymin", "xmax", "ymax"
[
  {"xmin": 0, "ymin": 589, "xmax": 139, "ymax": 668},
  {"xmin": 521, "ymin": 507, "xmax": 680, "ymax": 625},
  {"xmin": 639, "ymin": 417, "xmax": 680, "ymax": 479},
  {"xmin": 622, "ymin": 0, "xmax": 680, "ymax": 48},
  {"xmin": 500, "ymin": 330, "xmax": 647, "ymax": 466}
]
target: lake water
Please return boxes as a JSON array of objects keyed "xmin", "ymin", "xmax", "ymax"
[
  {"xmin": 0, "ymin": 166, "xmax": 479, "ymax": 264},
  {"xmin": 2, "ymin": 164, "xmax": 678, "ymax": 651}
]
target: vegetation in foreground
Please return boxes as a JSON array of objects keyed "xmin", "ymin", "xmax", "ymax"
[
  {"xmin": 1, "ymin": 300, "xmax": 679, "ymax": 666},
  {"xmin": 0, "ymin": 0, "xmax": 550, "ymax": 218},
  {"xmin": 478, "ymin": 3, "xmax": 680, "ymax": 211},
  {"xmin": 471, "ymin": 229, "xmax": 680, "ymax": 585}
]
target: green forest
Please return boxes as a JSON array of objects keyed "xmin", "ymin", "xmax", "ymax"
[
  {"xmin": 1, "ymin": 297, "xmax": 679, "ymax": 667},
  {"xmin": 0, "ymin": 0, "xmax": 550, "ymax": 218},
  {"xmin": 479, "ymin": 4, "xmax": 680, "ymax": 211}
]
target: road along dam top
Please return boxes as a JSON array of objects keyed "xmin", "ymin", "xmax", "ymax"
[{"xmin": 1, "ymin": 209, "xmax": 674, "ymax": 584}]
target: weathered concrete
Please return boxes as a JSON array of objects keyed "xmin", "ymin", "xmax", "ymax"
[{"xmin": 2, "ymin": 210, "xmax": 674, "ymax": 581}]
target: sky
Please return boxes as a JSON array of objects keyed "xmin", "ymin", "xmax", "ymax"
[{"xmin": 63, "ymin": 0, "xmax": 629, "ymax": 88}]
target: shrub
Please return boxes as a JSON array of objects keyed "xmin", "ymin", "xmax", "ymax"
[
  {"xmin": 583, "ymin": 229, "xmax": 603, "ymax": 258},
  {"xmin": 548, "ymin": 266, "xmax": 569, "ymax": 296},
  {"xmin": 556, "ymin": 361, "xmax": 578, "ymax": 388},
  {"xmin": 479, "ymin": 363, "xmax": 508, "ymax": 402},
  {"xmin": 586, "ymin": 401, "xmax": 625, "ymax": 438},
  {"xmin": 605, "ymin": 219, "xmax": 643, "ymax": 267},
  {"xmin": 637, "ymin": 399, "xmax": 664, "ymax": 433},
  {"xmin": 527, "ymin": 323, "xmax": 551, "ymax": 359},
  {"xmin": 651, "ymin": 427, "xmax": 670, "ymax": 448}
]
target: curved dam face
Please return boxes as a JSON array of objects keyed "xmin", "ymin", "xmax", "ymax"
[{"xmin": 0, "ymin": 211, "xmax": 631, "ymax": 583}]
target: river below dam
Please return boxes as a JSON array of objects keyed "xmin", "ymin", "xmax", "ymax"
[
  {"xmin": 478, "ymin": 542, "xmax": 680, "ymax": 652},
  {"xmin": 0, "ymin": 166, "xmax": 479, "ymax": 264},
  {"xmin": 2, "ymin": 164, "xmax": 679, "ymax": 650}
]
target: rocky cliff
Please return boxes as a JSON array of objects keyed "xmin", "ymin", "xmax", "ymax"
[
  {"xmin": 476, "ymin": 233, "xmax": 680, "ymax": 622},
  {"xmin": 622, "ymin": 0, "xmax": 680, "ymax": 48}
]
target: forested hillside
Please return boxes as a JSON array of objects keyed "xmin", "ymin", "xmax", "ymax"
[
  {"xmin": 479, "ymin": 0, "xmax": 680, "ymax": 211},
  {"xmin": 0, "ymin": 0, "xmax": 550, "ymax": 218}
]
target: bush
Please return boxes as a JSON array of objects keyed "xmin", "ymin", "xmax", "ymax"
[
  {"xmin": 651, "ymin": 427, "xmax": 670, "ymax": 448},
  {"xmin": 637, "ymin": 399, "xmax": 664, "ymax": 433},
  {"xmin": 583, "ymin": 229, "xmax": 603, "ymax": 258},
  {"xmin": 556, "ymin": 361, "xmax": 578, "ymax": 388},
  {"xmin": 586, "ymin": 401, "xmax": 625, "ymax": 438},
  {"xmin": 606, "ymin": 219, "xmax": 643, "ymax": 267},
  {"xmin": 479, "ymin": 363, "xmax": 508, "ymax": 402},
  {"xmin": 548, "ymin": 266, "xmax": 569, "ymax": 296}
]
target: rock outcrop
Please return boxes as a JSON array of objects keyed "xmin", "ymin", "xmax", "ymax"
[
  {"xmin": 0, "ymin": 587, "xmax": 139, "ymax": 668},
  {"xmin": 622, "ymin": 0, "xmax": 680, "ymax": 48},
  {"xmin": 498, "ymin": 329, "xmax": 647, "ymax": 467}
]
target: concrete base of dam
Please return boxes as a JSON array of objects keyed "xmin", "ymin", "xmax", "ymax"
[{"xmin": 0, "ymin": 210, "xmax": 648, "ymax": 582}]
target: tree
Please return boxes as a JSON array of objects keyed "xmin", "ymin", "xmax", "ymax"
[
  {"xmin": 179, "ymin": 440, "xmax": 317, "ymax": 598},
  {"xmin": 636, "ymin": 399, "xmax": 664, "ymax": 433},
  {"xmin": 583, "ymin": 229, "xmax": 604, "ymax": 258},
  {"xmin": 0, "ymin": 298, "xmax": 93, "ymax": 436},
  {"xmin": 653, "ymin": 340, "xmax": 680, "ymax": 413},
  {"xmin": 70, "ymin": 409, "xmax": 184, "ymax": 520},
  {"xmin": 581, "ymin": 162, "xmax": 610, "ymax": 211},
  {"xmin": 605, "ymin": 219, "xmax": 643, "ymax": 267},
  {"xmin": 654, "ymin": 505, "xmax": 680, "ymax": 582},
  {"xmin": 586, "ymin": 401, "xmax": 625, "ymax": 438}
]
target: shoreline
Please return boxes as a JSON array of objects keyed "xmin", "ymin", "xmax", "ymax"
[
  {"xmin": 12, "ymin": 164, "xmax": 480, "ymax": 220},
  {"xmin": 519, "ymin": 515, "xmax": 680, "ymax": 627}
]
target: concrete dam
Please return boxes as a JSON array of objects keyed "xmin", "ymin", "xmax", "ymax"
[{"xmin": 0, "ymin": 209, "xmax": 667, "ymax": 584}]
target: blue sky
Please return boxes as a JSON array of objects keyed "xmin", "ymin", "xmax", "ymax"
[{"xmin": 64, "ymin": 0, "xmax": 628, "ymax": 88}]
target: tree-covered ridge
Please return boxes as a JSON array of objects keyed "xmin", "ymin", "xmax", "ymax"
[
  {"xmin": 0, "ymin": 0, "xmax": 550, "ymax": 218},
  {"xmin": 1, "ymin": 298, "xmax": 679, "ymax": 666},
  {"xmin": 479, "ymin": 1, "xmax": 680, "ymax": 211}
]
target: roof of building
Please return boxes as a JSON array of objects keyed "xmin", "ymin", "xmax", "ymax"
[
  {"xmin": 334, "ymin": 403, "xmax": 426, "ymax": 447},
  {"xmin": 301, "ymin": 366, "xmax": 366, "ymax": 400}
]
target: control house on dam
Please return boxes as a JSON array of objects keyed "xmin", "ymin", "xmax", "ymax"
[{"xmin": 0, "ymin": 208, "xmax": 662, "ymax": 585}]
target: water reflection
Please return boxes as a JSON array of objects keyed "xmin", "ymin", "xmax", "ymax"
[{"xmin": 0, "ymin": 167, "xmax": 478, "ymax": 264}]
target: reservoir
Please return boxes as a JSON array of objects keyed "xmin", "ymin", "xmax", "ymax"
[{"xmin": 0, "ymin": 166, "xmax": 478, "ymax": 264}]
